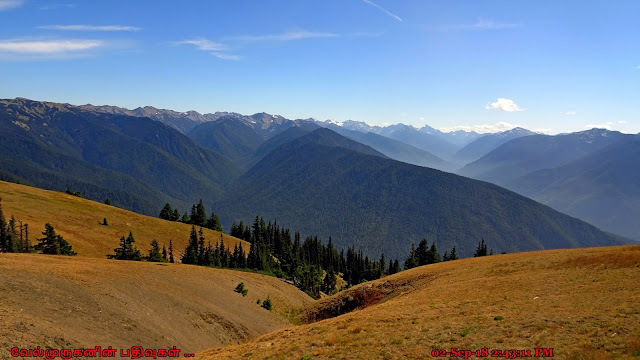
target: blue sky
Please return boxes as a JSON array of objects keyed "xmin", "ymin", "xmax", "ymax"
[{"xmin": 0, "ymin": 0, "xmax": 638, "ymax": 134}]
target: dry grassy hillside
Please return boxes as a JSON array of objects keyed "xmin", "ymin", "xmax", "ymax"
[
  {"xmin": 201, "ymin": 245, "xmax": 640, "ymax": 359},
  {"xmin": 0, "ymin": 180, "xmax": 246, "ymax": 258},
  {"xmin": 0, "ymin": 254, "xmax": 313, "ymax": 358}
]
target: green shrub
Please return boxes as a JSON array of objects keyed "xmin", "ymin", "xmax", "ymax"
[
  {"xmin": 235, "ymin": 282, "xmax": 245, "ymax": 293},
  {"xmin": 262, "ymin": 297, "xmax": 273, "ymax": 311}
]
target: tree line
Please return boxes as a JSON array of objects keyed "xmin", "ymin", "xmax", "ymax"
[
  {"xmin": 158, "ymin": 200, "xmax": 222, "ymax": 232},
  {"xmin": 113, "ymin": 210, "xmax": 498, "ymax": 297},
  {"xmin": 0, "ymin": 196, "xmax": 76, "ymax": 256}
]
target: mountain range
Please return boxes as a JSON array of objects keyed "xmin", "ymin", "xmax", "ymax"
[
  {"xmin": 0, "ymin": 97, "xmax": 633, "ymax": 259},
  {"xmin": 458, "ymin": 129, "xmax": 639, "ymax": 241}
]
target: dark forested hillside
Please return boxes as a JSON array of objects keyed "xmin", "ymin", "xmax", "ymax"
[
  {"xmin": 458, "ymin": 129, "xmax": 634, "ymax": 186},
  {"xmin": 218, "ymin": 128, "xmax": 625, "ymax": 260},
  {"xmin": 317, "ymin": 124, "xmax": 454, "ymax": 171},
  {"xmin": 0, "ymin": 98, "xmax": 238, "ymax": 215},
  {"xmin": 187, "ymin": 113, "xmax": 311, "ymax": 168},
  {"xmin": 508, "ymin": 138, "xmax": 640, "ymax": 241}
]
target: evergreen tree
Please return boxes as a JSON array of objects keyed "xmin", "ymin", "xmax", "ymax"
[
  {"xmin": 474, "ymin": 238, "xmax": 488, "ymax": 257},
  {"xmin": 159, "ymin": 203, "xmax": 173, "ymax": 220},
  {"xmin": 0, "ymin": 196, "xmax": 7, "ymax": 252},
  {"xmin": 378, "ymin": 253, "xmax": 386, "ymax": 278},
  {"xmin": 125, "ymin": 232, "xmax": 142, "ymax": 260},
  {"xmin": 195, "ymin": 200, "xmax": 207, "ymax": 226},
  {"xmin": 35, "ymin": 223, "xmax": 76, "ymax": 256},
  {"xmin": 428, "ymin": 242, "xmax": 441, "ymax": 264},
  {"xmin": 104, "ymin": 198, "xmax": 111, "ymax": 205},
  {"xmin": 181, "ymin": 226, "xmax": 199, "ymax": 264},
  {"xmin": 198, "ymin": 228, "xmax": 206, "ymax": 265},
  {"xmin": 443, "ymin": 251, "xmax": 449, "ymax": 262},
  {"xmin": 206, "ymin": 213, "xmax": 223, "ymax": 232},
  {"xmin": 392, "ymin": 259, "xmax": 400, "ymax": 274},
  {"xmin": 162, "ymin": 244, "xmax": 168, "ymax": 261},
  {"xmin": 449, "ymin": 245, "xmax": 459, "ymax": 260},
  {"xmin": 404, "ymin": 244, "xmax": 418, "ymax": 270},
  {"xmin": 172, "ymin": 209, "xmax": 180, "ymax": 221},
  {"xmin": 322, "ymin": 267, "xmax": 337, "ymax": 295},
  {"xmin": 181, "ymin": 212, "xmax": 189, "ymax": 223},
  {"xmin": 108, "ymin": 231, "xmax": 141, "ymax": 260},
  {"xmin": 169, "ymin": 240, "xmax": 175, "ymax": 263},
  {"xmin": 22, "ymin": 223, "xmax": 31, "ymax": 253},
  {"xmin": 147, "ymin": 240, "xmax": 164, "ymax": 262},
  {"xmin": 102, "ymin": 218, "xmax": 108, "ymax": 226},
  {"xmin": 36, "ymin": 223, "xmax": 59, "ymax": 254},
  {"xmin": 416, "ymin": 239, "xmax": 429, "ymax": 266},
  {"xmin": 261, "ymin": 297, "xmax": 273, "ymax": 310}
]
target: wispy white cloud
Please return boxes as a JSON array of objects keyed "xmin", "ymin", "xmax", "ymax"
[
  {"xmin": 0, "ymin": 0, "xmax": 23, "ymax": 10},
  {"xmin": 177, "ymin": 30, "xmax": 360, "ymax": 60},
  {"xmin": 586, "ymin": 122, "xmax": 613, "ymax": 130},
  {"xmin": 229, "ymin": 31, "xmax": 340, "ymax": 43},
  {"xmin": 0, "ymin": 39, "xmax": 104, "ymax": 54},
  {"xmin": 39, "ymin": 25, "xmax": 140, "ymax": 32},
  {"xmin": 439, "ymin": 122, "xmax": 519, "ymax": 134},
  {"xmin": 618, "ymin": 120, "xmax": 628, "ymax": 124},
  {"xmin": 564, "ymin": 111, "xmax": 577, "ymax": 115},
  {"xmin": 212, "ymin": 52, "xmax": 241, "ymax": 61},
  {"xmin": 636, "ymin": 65, "xmax": 640, "ymax": 70},
  {"xmin": 362, "ymin": 0, "xmax": 403, "ymax": 22},
  {"xmin": 40, "ymin": 3, "xmax": 77, "ymax": 10},
  {"xmin": 177, "ymin": 38, "xmax": 242, "ymax": 61},
  {"xmin": 440, "ymin": 18, "xmax": 521, "ymax": 31},
  {"xmin": 177, "ymin": 38, "xmax": 226, "ymax": 51},
  {"xmin": 486, "ymin": 98, "xmax": 524, "ymax": 112}
]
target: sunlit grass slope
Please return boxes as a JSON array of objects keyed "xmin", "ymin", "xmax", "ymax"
[
  {"xmin": 0, "ymin": 254, "xmax": 313, "ymax": 358},
  {"xmin": 0, "ymin": 180, "xmax": 245, "ymax": 258},
  {"xmin": 200, "ymin": 245, "xmax": 640, "ymax": 359}
]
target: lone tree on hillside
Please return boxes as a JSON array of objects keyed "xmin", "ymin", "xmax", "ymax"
[
  {"xmin": 34, "ymin": 223, "xmax": 76, "ymax": 256},
  {"xmin": 147, "ymin": 239, "xmax": 164, "ymax": 262}
]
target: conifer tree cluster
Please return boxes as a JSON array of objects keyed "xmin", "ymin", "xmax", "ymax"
[
  {"xmin": 108, "ymin": 232, "xmax": 143, "ymax": 261},
  {"xmin": 106, "ymin": 232, "xmax": 172, "ymax": 262},
  {"xmin": 181, "ymin": 226, "xmax": 247, "ymax": 268},
  {"xmin": 474, "ymin": 238, "xmax": 490, "ymax": 257},
  {"xmin": 158, "ymin": 200, "xmax": 223, "ymax": 232},
  {"xmin": 34, "ymin": 223, "xmax": 76, "ymax": 256},
  {"xmin": 228, "ymin": 216, "xmax": 400, "ymax": 297},
  {"xmin": 0, "ymin": 197, "xmax": 32, "ymax": 254}
]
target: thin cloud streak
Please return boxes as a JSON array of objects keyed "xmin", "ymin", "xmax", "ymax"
[
  {"xmin": 0, "ymin": 39, "xmax": 104, "ymax": 54},
  {"xmin": 229, "ymin": 31, "xmax": 339, "ymax": 43},
  {"xmin": 39, "ymin": 25, "xmax": 141, "ymax": 32},
  {"xmin": 177, "ymin": 38, "xmax": 226, "ymax": 51},
  {"xmin": 40, "ymin": 3, "xmax": 77, "ymax": 10},
  {"xmin": 440, "ymin": 18, "xmax": 521, "ymax": 31},
  {"xmin": 0, "ymin": 0, "xmax": 23, "ymax": 10},
  {"xmin": 177, "ymin": 30, "xmax": 374, "ymax": 60},
  {"xmin": 212, "ymin": 52, "xmax": 241, "ymax": 61},
  {"xmin": 177, "ymin": 38, "xmax": 241, "ymax": 61},
  {"xmin": 362, "ymin": 0, "xmax": 403, "ymax": 22}
]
